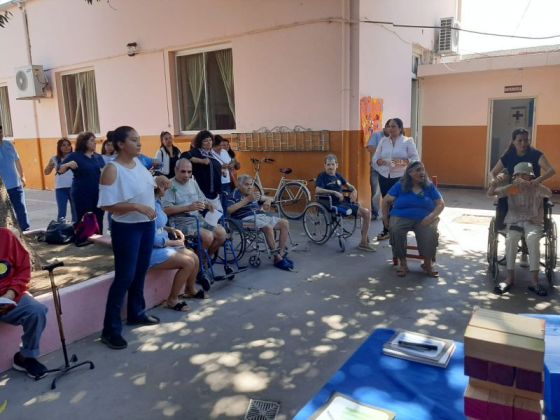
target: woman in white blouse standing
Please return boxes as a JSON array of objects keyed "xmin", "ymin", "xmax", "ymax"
[
  {"xmin": 372, "ymin": 117, "xmax": 419, "ymax": 240},
  {"xmin": 43, "ymin": 138, "xmax": 77, "ymax": 222},
  {"xmin": 98, "ymin": 126, "xmax": 158, "ymax": 350}
]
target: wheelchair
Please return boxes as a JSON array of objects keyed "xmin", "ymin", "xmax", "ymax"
[
  {"xmin": 302, "ymin": 191, "xmax": 358, "ymax": 252},
  {"xmin": 217, "ymin": 195, "xmax": 298, "ymax": 268},
  {"xmin": 487, "ymin": 197, "xmax": 557, "ymax": 284},
  {"xmin": 171, "ymin": 213, "xmax": 245, "ymax": 288}
]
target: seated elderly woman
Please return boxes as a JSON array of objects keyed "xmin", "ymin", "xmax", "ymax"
[
  {"xmin": 226, "ymin": 174, "xmax": 294, "ymax": 271},
  {"xmin": 382, "ymin": 161, "xmax": 444, "ymax": 277},
  {"xmin": 487, "ymin": 162, "xmax": 551, "ymax": 296},
  {"xmin": 150, "ymin": 176, "xmax": 203, "ymax": 312}
]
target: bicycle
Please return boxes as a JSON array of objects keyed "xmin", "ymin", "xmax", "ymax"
[{"xmin": 249, "ymin": 157, "xmax": 312, "ymax": 220}]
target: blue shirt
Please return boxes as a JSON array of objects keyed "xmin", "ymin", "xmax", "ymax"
[
  {"xmin": 388, "ymin": 181, "xmax": 442, "ymax": 221},
  {"xmin": 500, "ymin": 147, "xmax": 542, "ymax": 178},
  {"xmin": 0, "ymin": 140, "xmax": 21, "ymax": 189},
  {"xmin": 138, "ymin": 154, "xmax": 154, "ymax": 170},
  {"xmin": 153, "ymin": 200, "xmax": 169, "ymax": 248},
  {"xmin": 367, "ymin": 131, "xmax": 385, "ymax": 148},
  {"xmin": 227, "ymin": 189, "xmax": 262, "ymax": 219},
  {"xmin": 62, "ymin": 152, "xmax": 105, "ymax": 193},
  {"xmin": 316, "ymin": 171, "xmax": 348, "ymax": 204}
]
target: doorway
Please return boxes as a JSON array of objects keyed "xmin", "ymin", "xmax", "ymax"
[{"xmin": 488, "ymin": 98, "xmax": 535, "ymax": 176}]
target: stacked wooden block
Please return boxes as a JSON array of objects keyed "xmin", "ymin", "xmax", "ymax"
[{"xmin": 463, "ymin": 308, "xmax": 545, "ymax": 420}]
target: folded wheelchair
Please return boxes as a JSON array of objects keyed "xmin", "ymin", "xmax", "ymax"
[
  {"xmin": 302, "ymin": 191, "xmax": 358, "ymax": 252},
  {"xmin": 487, "ymin": 197, "xmax": 557, "ymax": 284}
]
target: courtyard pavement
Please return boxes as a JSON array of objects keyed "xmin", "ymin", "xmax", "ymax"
[{"xmin": 0, "ymin": 188, "xmax": 558, "ymax": 419}]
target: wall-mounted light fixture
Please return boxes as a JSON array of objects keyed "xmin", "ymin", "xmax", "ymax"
[{"xmin": 127, "ymin": 42, "xmax": 138, "ymax": 57}]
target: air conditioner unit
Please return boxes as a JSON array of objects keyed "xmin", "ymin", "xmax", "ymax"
[
  {"xmin": 437, "ymin": 17, "xmax": 460, "ymax": 55},
  {"xmin": 15, "ymin": 65, "xmax": 47, "ymax": 99}
]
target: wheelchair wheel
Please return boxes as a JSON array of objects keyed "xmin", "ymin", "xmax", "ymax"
[
  {"xmin": 303, "ymin": 203, "xmax": 332, "ymax": 244},
  {"xmin": 341, "ymin": 213, "xmax": 358, "ymax": 239},
  {"xmin": 545, "ymin": 220, "xmax": 557, "ymax": 283},
  {"xmin": 216, "ymin": 219, "xmax": 246, "ymax": 263},
  {"xmin": 249, "ymin": 255, "xmax": 261, "ymax": 267},
  {"xmin": 487, "ymin": 217, "xmax": 499, "ymax": 282},
  {"xmin": 277, "ymin": 182, "xmax": 311, "ymax": 220}
]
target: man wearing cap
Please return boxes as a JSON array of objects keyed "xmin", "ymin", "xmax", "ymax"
[
  {"xmin": 0, "ymin": 125, "xmax": 30, "ymax": 231},
  {"xmin": 488, "ymin": 162, "xmax": 552, "ymax": 296}
]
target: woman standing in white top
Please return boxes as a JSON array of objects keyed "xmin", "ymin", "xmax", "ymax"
[
  {"xmin": 154, "ymin": 131, "xmax": 181, "ymax": 179},
  {"xmin": 373, "ymin": 117, "xmax": 419, "ymax": 240},
  {"xmin": 98, "ymin": 126, "xmax": 158, "ymax": 350},
  {"xmin": 43, "ymin": 138, "xmax": 77, "ymax": 222}
]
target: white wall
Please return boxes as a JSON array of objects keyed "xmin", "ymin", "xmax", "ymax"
[
  {"xmin": 357, "ymin": 0, "xmax": 457, "ymax": 129},
  {"xmin": 421, "ymin": 65, "xmax": 560, "ymax": 126},
  {"xmin": 0, "ymin": 0, "xmax": 346, "ymax": 139}
]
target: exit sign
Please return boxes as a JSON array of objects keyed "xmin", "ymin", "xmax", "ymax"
[{"xmin": 504, "ymin": 85, "xmax": 522, "ymax": 93}]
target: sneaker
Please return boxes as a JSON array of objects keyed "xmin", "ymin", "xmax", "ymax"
[
  {"xmin": 197, "ymin": 271, "xmax": 212, "ymax": 291},
  {"xmin": 357, "ymin": 243, "xmax": 377, "ymax": 252},
  {"xmin": 12, "ymin": 352, "xmax": 47, "ymax": 379},
  {"xmin": 520, "ymin": 254, "xmax": 529, "ymax": 268},
  {"xmin": 101, "ymin": 334, "xmax": 128, "ymax": 350},
  {"xmin": 126, "ymin": 315, "xmax": 160, "ymax": 326},
  {"xmin": 274, "ymin": 258, "xmax": 293, "ymax": 271},
  {"xmin": 376, "ymin": 230, "xmax": 390, "ymax": 241}
]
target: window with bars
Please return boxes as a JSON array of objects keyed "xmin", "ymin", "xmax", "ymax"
[
  {"xmin": 176, "ymin": 48, "xmax": 236, "ymax": 131},
  {"xmin": 0, "ymin": 86, "xmax": 13, "ymax": 137},
  {"xmin": 61, "ymin": 70, "xmax": 100, "ymax": 135}
]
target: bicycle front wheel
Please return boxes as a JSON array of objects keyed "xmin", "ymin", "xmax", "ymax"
[{"xmin": 276, "ymin": 182, "xmax": 311, "ymax": 219}]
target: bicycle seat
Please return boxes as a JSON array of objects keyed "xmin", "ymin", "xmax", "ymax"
[{"xmin": 279, "ymin": 168, "xmax": 292, "ymax": 175}]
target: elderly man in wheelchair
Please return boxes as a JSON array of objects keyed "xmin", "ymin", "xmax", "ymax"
[
  {"xmin": 487, "ymin": 162, "xmax": 554, "ymax": 296},
  {"xmin": 313, "ymin": 154, "xmax": 376, "ymax": 252},
  {"xmin": 226, "ymin": 174, "xmax": 295, "ymax": 271}
]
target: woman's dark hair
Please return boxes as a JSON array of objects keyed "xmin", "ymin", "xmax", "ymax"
[
  {"xmin": 213, "ymin": 134, "xmax": 227, "ymax": 148},
  {"xmin": 101, "ymin": 139, "xmax": 114, "ymax": 156},
  {"xmin": 388, "ymin": 118, "xmax": 404, "ymax": 135},
  {"xmin": 160, "ymin": 131, "xmax": 172, "ymax": 146},
  {"xmin": 107, "ymin": 126, "xmax": 135, "ymax": 152},
  {"xmin": 56, "ymin": 137, "xmax": 72, "ymax": 161},
  {"xmin": 192, "ymin": 130, "xmax": 213, "ymax": 149},
  {"xmin": 502, "ymin": 128, "xmax": 531, "ymax": 156},
  {"xmin": 222, "ymin": 138, "xmax": 236, "ymax": 159},
  {"xmin": 400, "ymin": 161, "xmax": 430, "ymax": 192},
  {"xmin": 75, "ymin": 132, "xmax": 96, "ymax": 153}
]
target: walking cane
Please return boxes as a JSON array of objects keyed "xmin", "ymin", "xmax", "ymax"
[{"xmin": 42, "ymin": 261, "xmax": 95, "ymax": 389}]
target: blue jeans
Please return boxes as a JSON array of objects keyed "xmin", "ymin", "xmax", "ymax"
[
  {"xmin": 7, "ymin": 186, "xmax": 30, "ymax": 231},
  {"xmin": 0, "ymin": 293, "xmax": 47, "ymax": 358},
  {"xmin": 102, "ymin": 220, "xmax": 155, "ymax": 338},
  {"xmin": 55, "ymin": 187, "xmax": 77, "ymax": 222}
]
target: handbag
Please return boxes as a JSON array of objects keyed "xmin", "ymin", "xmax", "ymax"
[
  {"xmin": 45, "ymin": 220, "xmax": 75, "ymax": 244},
  {"xmin": 74, "ymin": 212, "xmax": 100, "ymax": 246}
]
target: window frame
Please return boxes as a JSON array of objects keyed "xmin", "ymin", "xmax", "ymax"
[
  {"xmin": 0, "ymin": 84, "xmax": 14, "ymax": 139},
  {"xmin": 175, "ymin": 44, "xmax": 235, "ymax": 135},
  {"xmin": 59, "ymin": 67, "xmax": 101, "ymax": 138}
]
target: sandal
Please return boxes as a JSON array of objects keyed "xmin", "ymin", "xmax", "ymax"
[
  {"xmin": 165, "ymin": 301, "xmax": 190, "ymax": 312},
  {"xmin": 357, "ymin": 243, "xmax": 376, "ymax": 252},
  {"xmin": 420, "ymin": 263, "xmax": 439, "ymax": 278},
  {"xmin": 528, "ymin": 284, "xmax": 548, "ymax": 297},
  {"xmin": 494, "ymin": 281, "xmax": 513, "ymax": 295},
  {"xmin": 179, "ymin": 290, "xmax": 207, "ymax": 300},
  {"xmin": 396, "ymin": 267, "xmax": 409, "ymax": 277}
]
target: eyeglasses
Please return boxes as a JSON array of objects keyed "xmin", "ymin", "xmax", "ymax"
[
  {"xmin": 179, "ymin": 170, "xmax": 192, "ymax": 174},
  {"xmin": 388, "ymin": 125, "xmax": 399, "ymax": 128}
]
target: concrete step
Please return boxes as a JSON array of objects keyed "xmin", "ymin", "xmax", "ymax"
[{"xmin": 0, "ymin": 268, "xmax": 176, "ymax": 373}]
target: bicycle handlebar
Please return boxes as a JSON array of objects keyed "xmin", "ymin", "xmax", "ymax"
[{"xmin": 250, "ymin": 157, "xmax": 275, "ymax": 165}]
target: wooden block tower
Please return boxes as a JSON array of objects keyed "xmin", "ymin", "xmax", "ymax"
[{"xmin": 463, "ymin": 308, "xmax": 545, "ymax": 420}]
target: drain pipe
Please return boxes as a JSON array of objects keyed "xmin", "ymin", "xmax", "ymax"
[{"xmin": 18, "ymin": 0, "xmax": 45, "ymax": 189}]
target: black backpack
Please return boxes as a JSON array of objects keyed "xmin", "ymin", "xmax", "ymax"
[{"xmin": 44, "ymin": 220, "xmax": 75, "ymax": 244}]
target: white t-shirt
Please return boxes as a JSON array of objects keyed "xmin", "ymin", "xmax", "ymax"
[
  {"xmin": 98, "ymin": 158, "xmax": 156, "ymax": 223},
  {"xmin": 211, "ymin": 149, "xmax": 232, "ymax": 184},
  {"xmin": 51, "ymin": 156, "xmax": 73, "ymax": 189}
]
